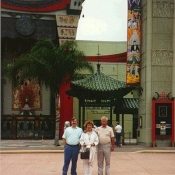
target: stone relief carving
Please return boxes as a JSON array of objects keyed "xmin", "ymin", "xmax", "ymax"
[
  {"xmin": 152, "ymin": 50, "xmax": 173, "ymax": 66},
  {"xmin": 153, "ymin": 1, "xmax": 174, "ymax": 17}
]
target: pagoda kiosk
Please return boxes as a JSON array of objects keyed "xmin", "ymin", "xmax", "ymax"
[{"xmin": 67, "ymin": 64, "xmax": 137, "ymax": 127}]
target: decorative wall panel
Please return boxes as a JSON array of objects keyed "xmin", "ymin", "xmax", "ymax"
[
  {"xmin": 56, "ymin": 15, "xmax": 79, "ymax": 45},
  {"xmin": 152, "ymin": 50, "xmax": 173, "ymax": 66},
  {"xmin": 12, "ymin": 78, "xmax": 42, "ymax": 110},
  {"xmin": 153, "ymin": 1, "xmax": 174, "ymax": 17}
]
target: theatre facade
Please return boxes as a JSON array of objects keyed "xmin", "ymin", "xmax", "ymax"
[{"xmin": 1, "ymin": 0, "xmax": 175, "ymax": 147}]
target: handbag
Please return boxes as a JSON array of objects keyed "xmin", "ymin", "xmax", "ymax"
[
  {"xmin": 80, "ymin": 149, "xmax": 90, "ymax": 159},
  {"xmin": 80, "ymin": 133, "xmax": 90, "ymax": 159}
]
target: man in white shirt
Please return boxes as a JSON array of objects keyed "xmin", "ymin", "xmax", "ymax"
[
  {"xmin": 95, "ymin": 116, "xmax": 115, "ymax": 175},
  {"xmin": 115, "ymin": 121, "xmax": 122, "ymax": 147}
]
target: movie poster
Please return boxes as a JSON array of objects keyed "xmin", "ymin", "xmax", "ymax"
[{"xmin": 126, "ymin": 0, "xmax": 141, "ymax": 84}]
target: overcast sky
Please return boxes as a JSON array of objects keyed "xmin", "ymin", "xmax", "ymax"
[{"xmin": 76, "ymin": 0, "xmax": 127, "ymax": 42}]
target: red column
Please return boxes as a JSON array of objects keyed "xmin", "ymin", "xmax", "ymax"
[
  {"xmin": 152, "ymin": 101, "xmax": 156, "ymax": 146},
  {"xmin": 172, "ymin": 100, "xmax": 175, "ymax": 146},
  {"xmin": 59, "ymin": 82, "xmax": 73, "ymax": 138}
]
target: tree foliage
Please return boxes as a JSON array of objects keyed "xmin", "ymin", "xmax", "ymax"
[{"xmin": 3, "ymin": 39, "xmax": 94, "ymax": 95}]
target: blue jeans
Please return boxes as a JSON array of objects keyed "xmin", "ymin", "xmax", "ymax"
[
  {"xmin": 62, "ymin": 144, "xmax": 80, "ymax": 175},
  {"xmin": 116, "ymin": 133, "xmax": 121, "ymax": 146}
]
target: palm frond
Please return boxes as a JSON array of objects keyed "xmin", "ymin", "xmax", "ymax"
[{"xmin": 3, "ymin": 39, "xmax": 94, "ymax": 95}]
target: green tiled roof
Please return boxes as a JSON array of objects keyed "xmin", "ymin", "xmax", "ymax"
[
  {"xmin": 71, "ymin": 71, "xmax": 126, "ymax": 92},
  {"xmin": 122, "ymin": 98, "xmax": 138, "ymax": 109},
  {"xmin": 114, "ymin": 98, "xmax": 138, "ymax": 114},
  {"xmin": 67, "ymin": 65, "xmax": 136, "ymax": 100}
]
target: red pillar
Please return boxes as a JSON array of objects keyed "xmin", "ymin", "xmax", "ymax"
[
  {"xmin": 172, "ymin": 100, "xmax": 175, "ymax": 146},
  {"xmin": 59, "ymin": 82, "xmax": 73, "ymax": 138},
  {"xmin": 152, "ymin": 101, "xmax": 156, "ymax": 147}
]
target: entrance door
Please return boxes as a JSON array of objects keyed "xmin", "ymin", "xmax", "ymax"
[{"xmin": 155, "ymin": 103, "xmax": 172, "ymax": 146}]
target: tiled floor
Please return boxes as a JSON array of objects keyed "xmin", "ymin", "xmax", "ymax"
[{"xmin": 1, "ymin": 152, "xmax": 175, "ymax": 175}]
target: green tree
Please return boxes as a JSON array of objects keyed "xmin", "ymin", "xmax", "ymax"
[{"xmin": 3, "ymin": 39, "xmax": 94, "ymax": 145}]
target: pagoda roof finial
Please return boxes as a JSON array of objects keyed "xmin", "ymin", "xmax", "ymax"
[
  {"xmin": 97, "ymin": 63, "xmax": 100, "ymax": 73},
  {"xmin": 97, "ymin": 45, "xmax": 101, "ymax": 73}
]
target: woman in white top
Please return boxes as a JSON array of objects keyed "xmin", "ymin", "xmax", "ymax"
[{"xmin": 80, "ymin": 120, "xmax": 99, "ymax": 175}]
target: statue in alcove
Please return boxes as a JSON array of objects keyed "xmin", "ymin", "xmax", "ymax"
[{"xmin": 21, "ymin": 95, "xmax": 33, "ymax": 115}]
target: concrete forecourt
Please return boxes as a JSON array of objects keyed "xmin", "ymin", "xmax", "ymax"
[{"xmin": 1, "ymin": 140, "xmax": 175, "ymax": 175}]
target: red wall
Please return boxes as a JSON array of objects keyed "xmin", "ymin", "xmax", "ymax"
[{"xmin": 1, "ymin": 0, "xmax": 71, "ymax": 12}]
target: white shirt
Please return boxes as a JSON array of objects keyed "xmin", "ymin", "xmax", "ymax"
[
  {"xmin": 80, "ymin": 131, "xmax": 99, "ymax": 163},
  {"xmin": 115, "ymin": 125, "xmax": 122, "ymax": 133},
  {"xmin": 80, "ymin": 131, "xmax": 99, "ymax": 146},
  {"xmin": 95, "ymin": 126, "xmax": 114, "ymax": 145}
]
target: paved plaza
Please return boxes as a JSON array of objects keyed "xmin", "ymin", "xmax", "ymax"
[{"xmin": 1, "ymin": 140, "xmax": 175, "ymax": 175}]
